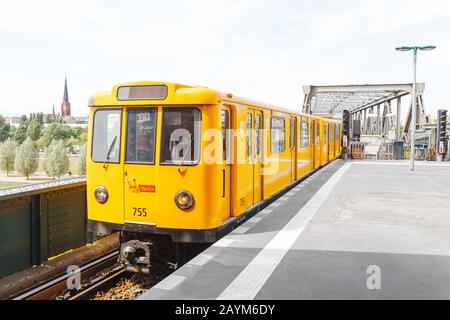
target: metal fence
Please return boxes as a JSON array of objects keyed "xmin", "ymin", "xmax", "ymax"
[{"xmin": 0, "ymin": 178, "xmax": 89, "ymax": 277}]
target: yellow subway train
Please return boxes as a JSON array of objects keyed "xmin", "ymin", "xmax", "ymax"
[{"xmin": 86, "ymin": 81, "xmax": 342, "ymax": 272}]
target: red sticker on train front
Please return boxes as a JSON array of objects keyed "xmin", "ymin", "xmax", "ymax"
[{"xmin": 138, "ymin": 185, "xmax": 156, "ymax": 193}]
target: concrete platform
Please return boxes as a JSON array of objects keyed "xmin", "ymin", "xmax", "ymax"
[{"xmin": 140, "ymin": 160, "xmax": 450, "ymax": 300}]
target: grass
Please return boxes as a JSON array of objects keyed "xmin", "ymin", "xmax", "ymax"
[
  {"xmin": 0, "ymin": 182, "xmax": 26, "ymax": 190},
  {"xmin": 37, "ymin": 155, "xmax": 81, "ymax": 175}
]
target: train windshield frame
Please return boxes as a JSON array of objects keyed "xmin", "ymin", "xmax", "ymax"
[
  {"xmin": 91, "ymin": 109, "xmax": 122, "ymax": 163},
  {"xmin": 160, "ymin": 107, "xmax": 202, "ymax": 166},
  {"xmin": 125, "ymin": 108, "xmax": 157, "ymax": 164}
]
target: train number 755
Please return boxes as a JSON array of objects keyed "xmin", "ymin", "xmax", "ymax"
[{"xmin": 133, "ymin": 207, "xmax": 148, "ymax": 217}]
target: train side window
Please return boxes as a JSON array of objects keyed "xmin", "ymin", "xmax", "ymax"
[
  {"xmin": 160, "ymin": 108, "xmax": 202, "ymax": 165},
  {"xmin": 310, "ymin": 122, "xmax": 315, "ymax": 145},
  {"xmin": 125, "ymin": 109, "xmax": 157, "ymax": 164},
  {"xmin": 255, "ymin": 114, "xmax": 261, "ymax": 155},
  {"xmin": 316, "ymin": 124, "xmax": 320, "ymax": 144},
  {"xmin": 92, "ymin": 109, "xmax": 122, "ymax": 163},
  {"xmin": 330, "ymin": 124, "xmax": 334, "ymax": 142},
  {"xmin": 324, "ymin": 124, "xmax": 327, "ymax": 144},
  {"xmin": 271, "ymin": 117, "xmax": 285, "ymax": 154},
  {"xmin": 301, "ymin": 120, "xmax": 309, "ymax": 148},
  {"xmin": 222, "ymin": 110, "xmax": 230, "ymax": 162},
  {"xmin": 247, "ymin": 113, "xmax": 253, "ymax": 157}
]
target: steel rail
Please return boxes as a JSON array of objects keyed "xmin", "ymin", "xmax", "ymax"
[{"xmin": 13, "ymin": 251, "xmax": 119, "ymax": 300}]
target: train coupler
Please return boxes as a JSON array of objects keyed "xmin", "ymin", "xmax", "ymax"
[{"xmin": 119, "ymin": 240, "xmax": 153, "ymax": 275}]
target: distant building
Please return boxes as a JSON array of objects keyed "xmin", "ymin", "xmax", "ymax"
[
  {"xmin": 4, "ymin": 77, "xmax": 89, "ymax": 128},
  {"xmin": 64, "ymin": 115, "xmax": 89, "ymax": 128},
  {"xmin": 4, "ymin": 117, "xmax": 21, "ymax": 127},
  {"xmin": 61, "ymin": 77, "xmax": 71, "ymax": 117}
]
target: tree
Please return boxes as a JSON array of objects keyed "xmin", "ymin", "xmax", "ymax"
[
  {"xmin": 0, "ymin": 115, "xmax": 11, "ymax": 142},
  {"xmin": 40, "ymin": 122, "xmax": 71, "ymax": 148},
  {"xmin": 65, "ymin": 136, "xmax": 81, "ymax": 155},
  {"xmin": 43, "ymin": 139, "xmax": 69, "ymax": 179},
  {"xmin": 15, "ymin": 137, "xmax": 38, "ymax": 179},
  {"xmin": 8, "ymin": 126, "xmax": 16, "ymax": 139},
  {"xmin": 78, "ymin": 131, "xmax": 88, "ymax": 144},
  {"xmin": 27, "ymin": 118, "xmax": 42, "ymax": 141},
  {"xmin": 14, "ymin": 115, "xmax": 28, "ymax": 144},
  {"xmin": 0, "ymin": 139, "xmax": 17, "ymax": 176},
  {"xmin": 78, "ymin": 144, "xmax": 86, "ymax": 175}
]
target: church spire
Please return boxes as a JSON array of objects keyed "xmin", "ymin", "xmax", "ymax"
[
  {"xmin": 63, "ymin": 76, "xmax": 69, "ymax": 103},
  {"xmin": 61, "ymin": 76, "xmax": 71, "ymax": 117}
]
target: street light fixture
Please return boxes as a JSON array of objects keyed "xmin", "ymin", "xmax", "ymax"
[{"xmin": 395, "ymin": 45, "xmax": 436, "ymax": 171}]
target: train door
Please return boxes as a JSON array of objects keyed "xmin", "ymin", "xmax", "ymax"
[
  {"xmin": 221, "ymin": 106, "xmax": 232, "ymax": 221},
  {"xmin": 88, "ymin": 108, "xmax": 124, "ymax": 226},
  {"xmin": 329, "ymin": 124, "xmax": 334, "ymax": 160},
  {"xmin": 315, "ymin": 122, "xmax": 321, "ymax": 168},
  {"xmin": 245, "ymin": 112, "xmax": 255, "ymax": 207},
  {"xmin": 289, "ymin": 117, "xmax": 297, "ymax": 182},
  {"xmin": 254, "ymin": 111, "xmax": 263, "ymax": 204},
  {"xmin": 325, "ymin": 124, "xmax": 329, "ymax": 162},
  {"xmin": 311, "ymin": 120, "xmax": 316, "ymax": 169},
  {"xmin": 123, "ymin": 108, "xmax": 158, "ymax": 225},
  {"xmin": 336, "ymin": 124, "xmax": 342, "ymax": 157}
]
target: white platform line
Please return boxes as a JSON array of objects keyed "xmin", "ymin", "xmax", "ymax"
[
  {"xmin": 153, "ymin": 275, "xmax": 186, "ymax": 291},
  {"xmin": 213, "ymin": 238, "xmax": 235, "ymax": 248},
  {"xmin": 248, "ymin": 217, "xmax": 263, "ymax": 224},
  {"xmin": 188, "ymin": 253, "xmax": 214, "ymax": 266},
  {"xmin": 217, "ymin": 163, "xmax": 352, "ymax": 300},
  {"xmin": 233, "ymin": 226, "xmax": 250, "ymax": 234},
  {"xmin": 270, "ymin": 202, "xmax": 282, "ymax": 207},
  {"xmin": 260, "ymin": 209, "xmax": 273, "ymax": 215}
]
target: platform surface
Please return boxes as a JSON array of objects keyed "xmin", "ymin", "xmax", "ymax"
[{"xmin": 140, "ymin": 160, "xmax": 450, "ymax": 300}]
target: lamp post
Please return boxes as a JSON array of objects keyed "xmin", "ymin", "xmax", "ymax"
[{"xmin": 395, "ymin": 45, "xmax": 436, "ymax": 171}]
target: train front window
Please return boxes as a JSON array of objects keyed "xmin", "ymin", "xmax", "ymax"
[
  {"xmin": 92, "ymin": 109, "xmax": 121, "ymax": 163},
  {"xmin": 161, "ymin": 108, "xmax": 201, "ymax": 165},
  {"xmin": 126, "ymin": 109, "xmax": 157, "ymax": 164}
]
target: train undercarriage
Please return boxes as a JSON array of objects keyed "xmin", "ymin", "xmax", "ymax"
[{"xmin": 119, "ymin": 232, "xmax": 209, "ymax": 274}]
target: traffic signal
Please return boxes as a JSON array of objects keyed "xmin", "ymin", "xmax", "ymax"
[
  {"xmin": 437, "ymin": 109, "xmax": 447, "ymax": 155},
  {"xmin": 342, "ymin": 110, "xmax": 351, "ymax": 148},
  {"xmin": 342, "ymin": 110, "xmax": 350, "ymax": 135}
]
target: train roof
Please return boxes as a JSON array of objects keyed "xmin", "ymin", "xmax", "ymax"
[{"xmin": 88, "ymin": 81, "xmax": 339, "ymax": 123}]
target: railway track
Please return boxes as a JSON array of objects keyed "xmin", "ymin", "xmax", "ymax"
[
  {"xmin": 69, "ymin": 268, "xmax": 129, "ymax": 300},
  {"xmin": 14, "ymin": 251, "xmax": 123, "ymax": 300},
  {"xmin": 13, "ymin": 250, "xmax": 171, "ymax": 300}
]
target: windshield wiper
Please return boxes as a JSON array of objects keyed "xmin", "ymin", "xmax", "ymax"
[
  {"xmin": 178, "ymin": 137, "xmax": 194, "ymax": 173},
  {"xmin": 103, "ymin": 136, "xmax": 118, "ymax": 168}
]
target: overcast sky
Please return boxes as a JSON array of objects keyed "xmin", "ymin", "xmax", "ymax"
[{"xmin": 0, "ymin": 0, "xmax": 449, "ymax": 117}]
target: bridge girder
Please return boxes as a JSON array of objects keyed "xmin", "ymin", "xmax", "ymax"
[{"xmin": 302, "ymin": 83, "xmax": 427, "ymax": 140}]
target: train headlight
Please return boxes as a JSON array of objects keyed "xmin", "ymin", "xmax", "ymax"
[
  {"xmin": 94, "ymin": 186, "xmax": 109, "ymax": 204},
  {"xmin": 174, "ymin": 191, "xmax": 194, "ymax": 210}
]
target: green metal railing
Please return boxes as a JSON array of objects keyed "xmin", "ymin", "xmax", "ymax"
[{"xmin": 0, "ymin": 178, "xmax": 89, "ymax": 277}]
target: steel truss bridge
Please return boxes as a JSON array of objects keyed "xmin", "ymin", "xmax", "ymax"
[{"xmin": 303, "ymin": 83, "xmax": 428, "ymax": 140}]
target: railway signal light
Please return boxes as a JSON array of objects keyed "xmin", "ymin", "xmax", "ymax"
[
  {"xmin": 437, "ymin": 109, "xmax": 448, "ymax": 156},
  {"xmin": 342, "ymin": 110, "xmax": 351, "ymax": 148},
  {"xmin": 342, "ymin": 110, "xmax": 350, "ymax": 135}
]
